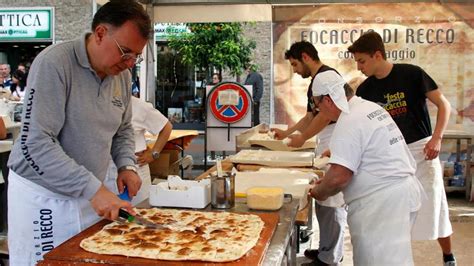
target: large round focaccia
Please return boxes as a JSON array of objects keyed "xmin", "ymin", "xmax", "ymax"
[{"xmin": 80, "ymin": 208, "xmax": 264, "ymax": 262}]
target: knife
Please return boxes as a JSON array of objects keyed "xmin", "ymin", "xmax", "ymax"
[{"xmin": 118, "ymin": 209, "xmax": 166, "ymax": 230}]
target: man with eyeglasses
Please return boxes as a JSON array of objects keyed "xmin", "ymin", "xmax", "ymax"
[
  {"xmin": 6, "ymin": 1, "xmax": 151, "ymax": 264},
  {"xmin": 309, "ymin": 71, "xmax": 424, "ymax": 265},
  {"xmin": 274, "ymin": 41, "xmax": 346, "ymax": 266}
]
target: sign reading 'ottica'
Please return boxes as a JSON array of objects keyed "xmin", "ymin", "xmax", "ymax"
[
  {"xmin": 154, "ymin": 23, "xmax": 190, "ymax": 41},
  {"xmin": 0, "ymin": 8, "xmax": 54, "ymax": 41}
]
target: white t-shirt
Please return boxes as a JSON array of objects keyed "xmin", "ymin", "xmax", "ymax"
[
  {"xmin": 329, "ymin": 96, "xmax": 416, "ymax": 204},
  {"xmin": 315, "ymin": 123, "xmax": 334, "ymax": 155},
  {"xmin": 12, "ymin": 88, "xmax": 26, "ymax": 100},
  {"xmin": 131, "ymin": 97, "xmax": 168, "ymax": 152}
]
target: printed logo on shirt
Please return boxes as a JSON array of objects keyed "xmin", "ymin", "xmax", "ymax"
[
  {"xmin": 389, "ymin": 134, "xmax": 405, "ymax": 145},
  {"xmin": 33, "ymin": 209, "xmax": 55, "ymax": 257},
  {"xmin": 111, "ymin": 83, "xmax": 123, "ymax": 108},
  {"xmin": 366, "ymin": 108, "xmax": 390, "ymax": 122},
  {"xmin": 377, "ymin": 91, "xmax": 407, "ymax": 118},
  {"xmin": 20, "ymin": 88, "xmax": 44, "ymax": 175}
]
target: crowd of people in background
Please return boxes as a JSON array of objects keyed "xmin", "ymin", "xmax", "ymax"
[{"xmin": 0, "ymin": 63, "xmax": 29, "ymax": 101}]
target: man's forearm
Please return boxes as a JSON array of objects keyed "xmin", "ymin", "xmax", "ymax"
[
  {"xmin": 287, "ymin": 112, "xmax": 314, "ymax": 135},
  {"xmin": 300, "ymin": 113, "xmax": 331, "ymax": 141},
  {"xmin": 312, "ymin": 179, "xmax": 343, "ymax": 200},
  {"xmin": 426, "ymin": 89, "xmax": 451, "ymax": 140},
  {"xmin": 432, "ymin": 98, "xmax": 451, "ymax": 140},
  {"xmin": 311, "ymin": 164, "xmax": 352, "ymax": 200},
  {"xmin": 151, "ymin": 122, "xmax": 172, "ymax": 153}
]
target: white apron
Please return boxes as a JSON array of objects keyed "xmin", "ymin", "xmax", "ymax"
[
  {"xmin": 8, "ymin": 170, "xmax": 107, "ymax": 266},
  {"xmin": 315, "ymin": 124, "xmax": 345, "ymax": 207},
  {"xmin": 105, "ymin": 160, "xmax": 151, "ymax": 206},
  {"xmin": 347, "ymin": 176, "xmax": 421, "ymax": 266},
  {"xmin": 408, "ymin": 137, "xmax": 452, "ymax": 240}
]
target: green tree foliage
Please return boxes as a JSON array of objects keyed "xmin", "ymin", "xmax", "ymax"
[{"xmin": 168, "ymin": 23, "xmax": 256, "ymax": 77}]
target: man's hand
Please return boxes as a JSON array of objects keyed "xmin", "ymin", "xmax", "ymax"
[
  {"xmin": 308, "ymin": 164, "xmax": 352, "ymax": 201},
  {"xmin": 321, "ymin": 149, "xmax": 331, "ymax": 158},
  {"xmin": 116, "ymin": 170, "xmax": 142, "ymax": 199},
  {"xmin": 136, "ymin": 147, "xmax": 154, "ymax": 166},
  {"xmin": 309, "ymin": 177, "xmax": 323, "ymax": 185},
  {"xmin": 424, "ymin": 137, "xmax": 442, "ymax": 160},
  {"xmin": 90, "ymin": 185, "xmax": 135, "ymax": 220},
  {"xmin": 287, "ymin": 134, "xmax": 305, "ymax": 148},
  {"xmin": 271, "ymin": 128, "xmax": 288, "ymax": 140},
  {"xmin": 308, "ymin": 181, "xmax": 327, "ymax": 201}
]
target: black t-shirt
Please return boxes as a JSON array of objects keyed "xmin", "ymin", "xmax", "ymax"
[
  {"xmin": 307, "ymin": 65, "xmax": 339, "ymax": 115},
  {"xmin": 356, "ymin": 64, "xmax": 437, "ymax": 144}
]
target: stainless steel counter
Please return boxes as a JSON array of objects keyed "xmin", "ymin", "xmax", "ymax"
[
  {"xmin": 261, "ymin": 198, "xmax": 299, "ymax": 265},
  {"xmin": 226, "ymin": 198, "xmax": 300, "ymax": 265}
]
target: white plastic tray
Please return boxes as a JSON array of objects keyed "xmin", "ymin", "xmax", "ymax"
[{"xmin": 149, "ymin": 176, "xmax": 211, "ymax": 209}]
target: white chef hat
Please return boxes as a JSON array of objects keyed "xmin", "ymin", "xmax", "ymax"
[{"xmin": 312, "ymin": 71, "xmax": 350, "ymax": 114}]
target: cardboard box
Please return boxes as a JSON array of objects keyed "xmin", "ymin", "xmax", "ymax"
[{"xmin": 149, "ymin": 149, "xmax": 180, "ymax": 179}]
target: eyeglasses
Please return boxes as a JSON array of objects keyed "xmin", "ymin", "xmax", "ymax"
[
  {"xmin": 312, "ymin": 95, "xmax": 326, "ymax": 112},
  {"xmin": 113, "ymin": 38, "xmax": 143, "ymax": 65}
]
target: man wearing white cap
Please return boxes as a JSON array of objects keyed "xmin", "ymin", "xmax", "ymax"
[{"xmin": 309, "ymin": 71, "xmax": 424, "ymax": 265}]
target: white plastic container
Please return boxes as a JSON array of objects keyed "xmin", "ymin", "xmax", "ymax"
[
  {"xmin": 149, "ymin": 176, "xmax": 211, "ymax": 209},
  {"xmin": 246, "ymin": 187, "xmax": 284, "ymax": 211}
]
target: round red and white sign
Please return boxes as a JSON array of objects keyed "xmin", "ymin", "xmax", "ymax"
[{"xmin": 208, "ymin": 82, "xmax": 251, "ymax": 124}]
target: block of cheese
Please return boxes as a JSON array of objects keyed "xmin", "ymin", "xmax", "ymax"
[{"xmin": 246, "ymin": 187, "xmax": 284, "ymax": 211}]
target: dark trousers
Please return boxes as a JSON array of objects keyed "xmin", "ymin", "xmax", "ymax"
[{"xmin": 252, "ymin": 101, "xmax": 260, "ymax": 126}]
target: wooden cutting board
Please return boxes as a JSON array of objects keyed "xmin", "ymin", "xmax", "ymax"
[
  {"xmin": 231, "ymin": 150, "xmax": 314, "ymax": 167},
  {"xmin": 38, "ymin": 211, "xmax": 279, "ymax": 266},
  {"xmin": 248, "ymin": 138, "xmax": 315, "ymax": 151},
  {"xmin": 236, "ymin": 164, "xmax": 325, "ymax": 177}
]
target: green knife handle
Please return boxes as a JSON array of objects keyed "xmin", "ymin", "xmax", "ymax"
[{"xmin": 119, "ymin": 209, "xmax": 135, "ymax": 223}]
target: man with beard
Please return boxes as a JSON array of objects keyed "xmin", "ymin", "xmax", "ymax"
[{"xmin": 273, "ymin": 41, "xmax": 346, "ymax": 266}]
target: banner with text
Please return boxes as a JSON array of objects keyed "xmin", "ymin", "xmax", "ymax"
[
  {"xmin": 272, "ymin": 3, "xmax": 473, "ymax": 131},
  {"xmin": 0, "ymin": 8, "xmax": 53, "ymax": 41},
  {"xmin": 154, "ymin": 23, "xmax": 190, "ymax": 41}
]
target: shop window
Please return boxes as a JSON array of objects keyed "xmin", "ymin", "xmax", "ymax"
[{"xmin": 155, "ymin": 42, "xmax": 205, "ymax": 129}]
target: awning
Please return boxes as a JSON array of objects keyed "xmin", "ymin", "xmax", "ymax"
[{"xmin": 153, "ymin": 4, "xmax": 272, "ymax": 23}]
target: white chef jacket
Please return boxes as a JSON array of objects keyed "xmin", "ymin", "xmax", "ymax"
[
  {"xmin": 330, "ymin": 97, "xmax": 419, "ymax": 204},
  {"xmin": 131, "ymin": 96, "xmax": 168, "ymax": 153}
]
